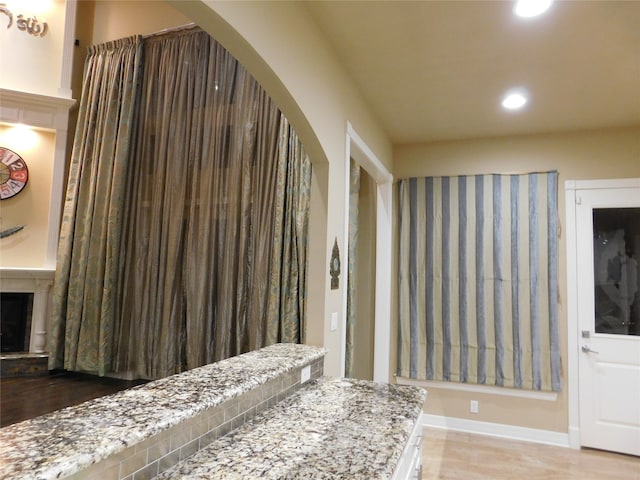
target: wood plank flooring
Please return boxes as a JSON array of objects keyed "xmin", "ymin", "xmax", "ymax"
[
  {"xmin": 0, "ymin": 371, "xmax": 147, "ymax": 427},
  {"xmin": 422, "ymin": 427, "xmax": 640, "ymax": 479}
]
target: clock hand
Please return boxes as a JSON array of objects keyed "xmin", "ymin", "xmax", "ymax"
[{"xmin": 0, "ymin": 225, "xmax": 24, "ymax": 238}]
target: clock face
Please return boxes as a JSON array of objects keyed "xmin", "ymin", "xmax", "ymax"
[{"xmin": 0, "ymin": 147, "xmax": 29, "ymax": 200}]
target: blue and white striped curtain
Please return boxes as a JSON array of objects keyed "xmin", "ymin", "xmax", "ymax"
[{"xmin": 397, "ymin": 172, "xmax": 561, "ymax": 392}]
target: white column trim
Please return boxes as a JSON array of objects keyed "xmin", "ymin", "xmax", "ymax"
[
  {"xmin": 59, "ymin": 0, "xmax": 78, "ymax": 98},
  {"xmin": 340, "ymin": 132, "xmax": 350, "ymax": 379},
  {"xmin": 564, "ymin": 180, "xmax": 581, "ymax": 450},
  {"xmin": 373, "ymin": 180, "xmax": 393, "ymax": 382}
]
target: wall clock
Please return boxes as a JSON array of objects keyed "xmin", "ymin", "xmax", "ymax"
[{"xmin": 0, "ymin": 147, "xmax": 29, "ymax": 200}]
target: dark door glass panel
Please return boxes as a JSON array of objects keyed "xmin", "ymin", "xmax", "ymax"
[{"xmin": 593, "ymin": 208, "xmax": 640, "ymax": 336}]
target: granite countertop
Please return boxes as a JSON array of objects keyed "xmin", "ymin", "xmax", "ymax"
[
  {"xmin": 0, "ymin": 343, "xmax": 325, "ymax": 480},
  {"xmin": 155, "ymin": 377, "xmax": 427, "ymax": 480}
]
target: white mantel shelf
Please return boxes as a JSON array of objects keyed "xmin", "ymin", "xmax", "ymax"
[{"xmin": 0, "ymin": 267, "xmax": 56, "ymax": 280}]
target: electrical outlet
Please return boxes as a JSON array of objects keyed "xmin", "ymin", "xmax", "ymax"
[
  {"xmin": 470, "ymin": 400, "xmax": 479, "ymax": 414},
  {"xmin": 301, "ymin": 365, "xmax": 311, "ymax": 383}
]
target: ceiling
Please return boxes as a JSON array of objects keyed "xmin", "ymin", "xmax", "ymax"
[{"xmin": 305, "ymin": 1, "xmax": 640, "ymax": 145}]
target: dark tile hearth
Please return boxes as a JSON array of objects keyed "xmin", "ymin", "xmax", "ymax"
[{"xmin": 0, "ymin": 352, "xmax": 48, "ymax": 378}]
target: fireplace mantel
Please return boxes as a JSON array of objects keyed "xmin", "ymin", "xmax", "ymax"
[{"xmin": 0, "ymin": 268, "xmax": 55, "ymax": 353}]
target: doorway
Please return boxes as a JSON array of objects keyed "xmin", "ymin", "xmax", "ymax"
[
  {"xmin": 346, "ymin": 164, "xmax": 376, "ymax": 380},
  {"xmin": 566, "ymin": 178, "xmax": 640, "ymax": 456},
  {"xmin": 341, "ymin": 123, "xmax": 393, "ymax": 382}
]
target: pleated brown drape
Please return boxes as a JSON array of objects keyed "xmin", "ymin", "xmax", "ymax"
[
  {"xmin": 50, "ymin": 28, "xmax": 311, "ymax": 379},
  {"xmin": 49, "ymin": 36, "xmax": 143, "ymax": 375}
]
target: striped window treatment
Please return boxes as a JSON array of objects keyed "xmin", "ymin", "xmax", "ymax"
[{"xmin": 397, "ymin": 172, "xmax": 561, "ymax": 392}]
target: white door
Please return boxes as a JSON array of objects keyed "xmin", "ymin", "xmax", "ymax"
[{"xmin": 575, "ymin": 181, "xmax": 640, "ymax": 456}]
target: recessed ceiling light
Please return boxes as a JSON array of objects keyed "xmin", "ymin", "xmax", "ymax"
[
  {"xmin": 513, "ymin": 0, "xmax": 553, "ymax": 18},
  {"xmin": 502, "ymin": 91, "xmax": 528, "ymax": 111}
]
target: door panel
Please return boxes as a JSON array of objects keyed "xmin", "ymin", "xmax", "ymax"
[
  {"xmin": 598, "ymin": 363, "xmax": 640, "ymax": 425},
  {"xmin": 576, "ymin": 185, "xmax": 640, "ymax": 456}
]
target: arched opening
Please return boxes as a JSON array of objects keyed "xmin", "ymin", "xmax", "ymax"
[{"xmin": 168, "ymin": 1, "xmax": 332, "ymax": 356}]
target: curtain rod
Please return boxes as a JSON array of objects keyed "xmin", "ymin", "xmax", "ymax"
[{"xmin": 142, "ymin": 22, "xmax": 198, "ymax": 39}]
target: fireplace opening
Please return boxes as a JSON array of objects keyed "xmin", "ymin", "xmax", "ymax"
[{"xmin": 1, "ymin": 293, "xmax": 34, "ymax": 353}]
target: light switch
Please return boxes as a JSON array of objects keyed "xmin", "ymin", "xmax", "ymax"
[{"xmin": 330, "ymin": 312, "xmax": 338, "ymax": 331}]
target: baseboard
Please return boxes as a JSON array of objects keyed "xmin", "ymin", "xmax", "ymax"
[
  {"xmin": 568, "ymin": 425, "xmax": 581, "ymax": 449},
  {"xmin": 421, "ymin": 413, "xmax": 571, "ymax": 448}
]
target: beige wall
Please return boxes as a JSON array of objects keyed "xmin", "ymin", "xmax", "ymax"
[
  {"xmin": 352, "ymin": 167, "xmax": 376, "ymax": 380},
  {"xmin": 0, "ymin": 126, "xmax": 56, "ymax": 267},
  {"xmin": 393, "ymin": 126, "xmax": 640, "ymax": 432},
  {"xmin": 91, "ymin": 0, "xmax": 190, "ymax": 45},
  {"xmin": 0, "ymin": 0, "xmax": 67, "ymax": 97}
]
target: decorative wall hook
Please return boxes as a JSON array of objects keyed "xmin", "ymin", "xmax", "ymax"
[{"xmin": 330, "ymin": 237, "xmax": 341, "ymax": 290}]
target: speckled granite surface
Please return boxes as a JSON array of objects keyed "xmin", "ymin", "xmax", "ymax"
[
  {"xmin": 156, "ymin": 377, "xmax": 427, "ymax": 480},
  {"xmin": 0, "ymin": 344, "xmax": 325, "ymax": 480}
]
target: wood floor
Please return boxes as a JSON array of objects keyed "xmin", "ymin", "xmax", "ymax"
[
  {"xmin": 2, "ymin": 375, "xmax": 638, "ymax": 478},
  {"xmin": 0, "ymin": 371, "xmax": 147, "ymax": 427},
  {"xmin": 422, "ymin": 427, "xmax": 640, "ymax": 479}
]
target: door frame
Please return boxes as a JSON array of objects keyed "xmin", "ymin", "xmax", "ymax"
[
  {"xmin": 565, "ymin": 177, "xmax": 640, "ymax": 449},
  {"xmin": 341, "ymin": 122, "xmax": 393, "ymax": 382}
]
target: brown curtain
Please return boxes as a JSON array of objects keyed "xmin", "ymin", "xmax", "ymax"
[
  {"xmin": 49, "ymin": 36, "xmax": 143, "ymax": 375},
  {"xmin": 111, "ymin": 29, "xmax": 310, "ymax": 379},
  {"xmin": 265, "ymin": 116, "xmax": 312, "ymax": 346},
  {"xmin": 51, "ymin": 28, "xmax": 311, "ymax": 380}
]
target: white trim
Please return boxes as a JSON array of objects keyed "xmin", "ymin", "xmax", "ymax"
[
  {"xmin": 568, "ymin": 425, "xmax": 581, "ymax": 450},
  {"xmin": 397, "ymin": 376, "xmax": 558, "ymax": 401},
  {"xmin": 564, "ymin": 180, "xmax": 581, "ymax": 451},
  {"xmin": 59, "ymin": 0, "xmax": 77, "ymax": 98},
  {"xmin": 346, "ymin": 123, "xmax": 393, "ymax": 184},
  {"xmin": 565, "ymin": 177, "xmax": 640, "ymax": 454},
  {"xmin": 0, "ymin": 89, "xmax": 76, "ymax": 127},
  {"xmin": 421, "ymin": 414, "xmax": 571, "ymax": 448},
  {"xmin": 344, "ymin": 122, "xmax": 393, "ymax": 382},
  {"xmin": 566, "ymin": 178, "xmax": 640, "ymax": 191},
  {"xmin": 340, "ymin": 132, "xmax": 350, "ymax": 379},
  {"xmin": 373, "ymin": 180, "xmax": 393, "ymax": 382}
]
